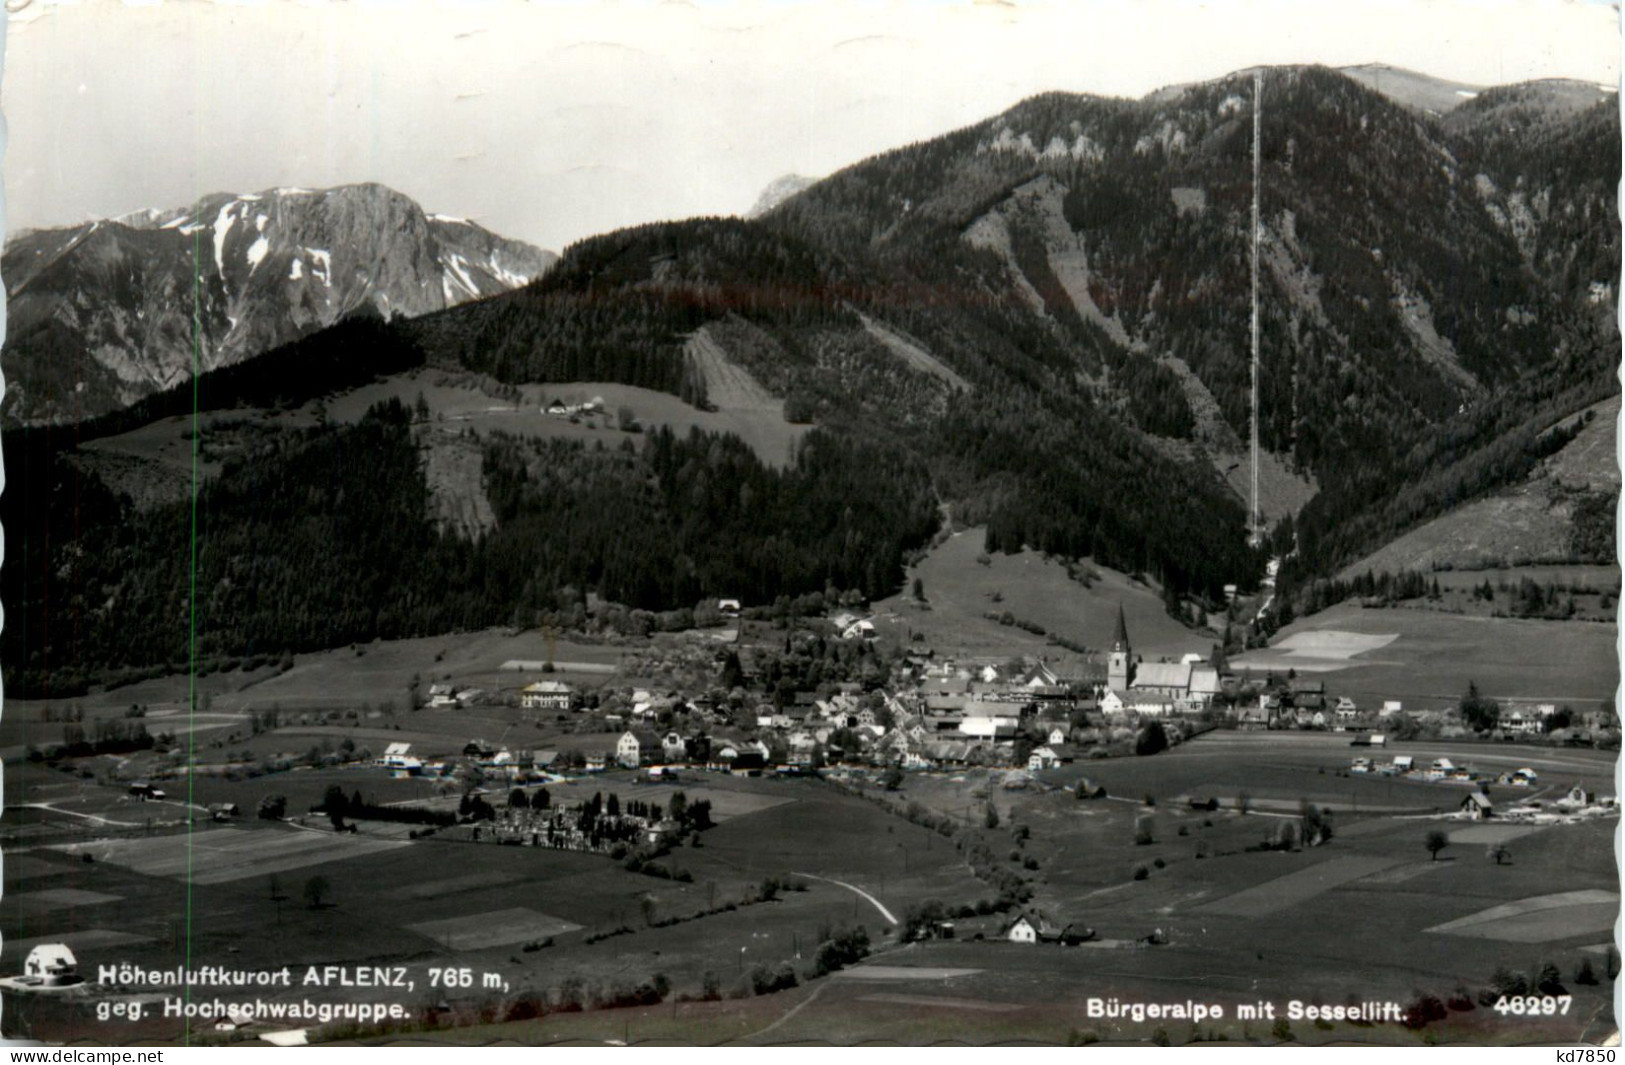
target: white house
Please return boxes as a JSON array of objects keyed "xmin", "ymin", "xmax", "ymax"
[
  {"xmin": 1005, "ymin": 915, "xmax": 1038, "ymax": 945},
  {"xmin": 842, "ymin": 620, "xmax": 877, "ymax": 641},
  {"xmin": 376, "ymin": 742, "xmax": 422, "ymax": 774},
  {"xmin": 521, "ymin": 680, "xmax": 573, "ymax": 711},
  {"xmin": 1028, "ymin": 746, "xmax": 1061, "ymax": 772},
  {"xmin": 617, "ymin": 729, "xmax": 659, "ymax": 768},
  {"xmin": 24, "ymin": 945, "xmax": 78, "ymax": 986},
  {"xmin": 1380, "ymin": 700, "xmax": 1404, "ymax": 717},
  {"xmin": 958, "ymin": 715, "xmax": 1019, "ymax": 739},
  {"xmin": 1048, "ymin": 726, "xmax": 1069, "ymax": 746},
  {"xmin": 661, "ymin": 732, "xmax": 688, "ymax": 762}
]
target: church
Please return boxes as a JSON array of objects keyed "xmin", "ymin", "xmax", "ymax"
[{"xmin": 1102, "ymin": 606, "xmax": 1221, "ymax": 713}]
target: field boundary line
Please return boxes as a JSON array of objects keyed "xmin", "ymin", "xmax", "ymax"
[{"xmin": 790, "ymin": 872, "xmax": 897, "ymax": 924}]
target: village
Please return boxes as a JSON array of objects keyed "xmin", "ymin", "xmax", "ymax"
[
  {"xmin": 355, "ymin": 603, "xmax": 1618, "ymax": 798},
  {"xmin": 6, "ymin": 595, "xmax": 1619, "ymax": 1046}
]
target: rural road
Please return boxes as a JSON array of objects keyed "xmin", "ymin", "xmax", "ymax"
[{"xmin": 791, "ymin": 872, "xmax": 898, "ymax": 924}]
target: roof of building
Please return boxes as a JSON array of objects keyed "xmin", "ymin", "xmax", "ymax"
[
  {"xmin": 1189, "ymin": 666, "xmax": 1222, "ymax": 695},
  {"xmin": 1133, "ymin": 661, "xmax": 1193, "ymax": 691},
  {"xmin": 1111, "ymin": 605, "xmax": 1130, "ymax": 652}
]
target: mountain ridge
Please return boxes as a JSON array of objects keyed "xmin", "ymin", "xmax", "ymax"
[{"xmin": 2, "ymin": 183, "xmax": 557, "ymax": 425}]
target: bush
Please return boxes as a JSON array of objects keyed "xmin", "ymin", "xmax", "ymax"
[
  {"xmin": 1133, "ymin": 865, "xmax": 1150, "ymax": 881},
  {"xmin": 1133, "ymin": 815, "xmax": 1155, "ymax": 846},
  {"xmin": 1153, "ymin": 858, "xmax": 1166, "ymax": 869},
  {"xmin": 1575, "ymin": 958, "xmax": 1599, "ymax": 986}
]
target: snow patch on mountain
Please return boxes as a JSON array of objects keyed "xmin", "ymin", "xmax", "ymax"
[
  {"xmin": 246, "ymin": 235, "xmax": 270, "ymax": 271},
  {"xmin": 213, "ymin": 202, "xmax": 238, "ymax": 280},
  {"xmin": 307, "ymin": 248, "xmax": 332, "ymax": 287}
]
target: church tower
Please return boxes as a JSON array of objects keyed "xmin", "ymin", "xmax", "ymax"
[{"xmin": 1107, "ymin": 604, "xmax": 1133, "ymax": 691}]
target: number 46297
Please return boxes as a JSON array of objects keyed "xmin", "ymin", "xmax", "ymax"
[{"xmin": 1493, "ymin": 995, "xmax": 1572, "ymax": 1016}]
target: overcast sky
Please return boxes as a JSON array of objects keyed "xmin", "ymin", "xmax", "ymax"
[{"xmin": 3, "ymin": 0, "xmax": 1619, "ymax": 253}]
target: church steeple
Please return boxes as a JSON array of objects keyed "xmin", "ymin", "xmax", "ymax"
[
  {"xmin": 1107, "ymin": 604, "xmax": 1133, "ymax": 692},
  {"xmin": 1111, "ymin": 604, "xmax": 1130, "ymax": 653}
]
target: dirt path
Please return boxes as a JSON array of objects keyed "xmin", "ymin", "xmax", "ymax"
[{"xmin": 790, "ymin": 872, "xmax": 898, "ymax": 924}]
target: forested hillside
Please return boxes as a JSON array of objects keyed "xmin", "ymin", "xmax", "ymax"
[
  {"xmin": 6, "ymin": 65, "xmax": 1616, "ymax": 695},
  {"xmin": 2, "ymin": 399, "xmax": 939, "ymax": 696}
]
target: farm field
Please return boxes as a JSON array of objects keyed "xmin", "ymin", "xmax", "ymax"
[
  {"xmin": 7, "ymin": 728, "xmax": 1617, "ymax": 1046},
  {"xmin": 875, "ymin": 527, "xmax": 1213, "ymax": 661},
  {"xmin": 1232, "ymin": 602, "xmax": 1618, "ymax": 709}
]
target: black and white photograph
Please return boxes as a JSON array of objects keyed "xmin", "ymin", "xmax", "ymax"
[{"xmin": 0, "ymin": 0, "xmax": 1620, "ymax": 1047}]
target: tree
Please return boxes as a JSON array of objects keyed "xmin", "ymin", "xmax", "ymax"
[
  {"xmin": 984, "ymin": 802, "xmax": 1000, "ymax": 829},
  {"xmin": 911, "ymin": 577, "xmax": 925, "ymax": 601},
  {"xmin": 1135, "ymin": 721, "xmax": 1169, "ymax": 756},
  {"xmin": 1486, "ymin": 843, "xmax": 1510, "ymax": 865},
  {"xmin": 720, "ymin": 650, "xmax": 745, "ymax": 691},
  {"xmin": 1457, "ymin": 681, "xmax": 1500, "ymax": 732},
  {"xmin": 509, "ymin": 788, "xmax": 529, "ymax": 810},
  {"xmin": 322, "ymin": 784, "xmax": 348, "ymax": 830},
  {"xmin": 303, "ymin": 875, "xmax": 331, "ymax": 909},
  {"xmin": 881, "ymin": 766, "xmax": 904, "ymax": 791},
  {"xmin": 258, "ymin": 795, "xmax": 287, "ymax": 820},
  {"xmin": 1425, "ymin": 830, "xmax": 1450, "ymax": 861},
  {"xmin": 1235, "ymin": 791, "xmax": 1252, "ymax": 816}
]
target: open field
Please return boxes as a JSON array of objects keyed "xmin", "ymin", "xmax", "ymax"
[
  {"xmin": 5, "ymin": 729, "xmax": 1618, "ymax": 1045},
  {"xmin": 406, "ymin": 908, "xmax": 583, "ymax": 951},
  {"xmin": 684, "ymin": 326, "xmax": 811, "ymax": 467},
  {"xmin": 1428, "ymin": 893, "xmax": 1621, "ymax": 943},
  {"xmin": 875, "ymin": 527, "xmax": 1213, "ymax": 660},
  {"xmin": 48, "ymin": 826, "xmax": 410, "ymax": 884},
  {"xmin": 7, "ymin": 889, "xmax": 124, "ymax": 917},
  {"xmin": 1233, "ymin": 602, "xmax": 1618, "ymax": 709},
  {"xmin": 1197, "ymin": 855, "xmax": 1401, "ymax": 916}
]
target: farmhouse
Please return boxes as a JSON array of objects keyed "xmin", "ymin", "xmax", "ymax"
[
  {"xmin": 1002, "ymin": 910, "xmax": 1090, "ymax": 945},
  {"xmin": 376, "ymin": 742, "xmax": 422, "ymax": 774},
  {"xmin": 1461, "ymin": 792, "xmax": 1494, "ymax": 820},
  {"xmin": 521, "ymin": 680, "xmax": 573, "ymax": 711},
  {"xmin": 617, "ymin": 729, "xmax": 661, "ymax": 768},
  {"xmin": 1004, "ymin": 914, "xmax": 1041, "ymax": 944},
  {"xmin": 1028, "ymin": 745, "xmax": 1077, "ymax": 771},
  {"xmin": 23, "ymin": 945, "xmax": 79, "ymax": 986}
]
